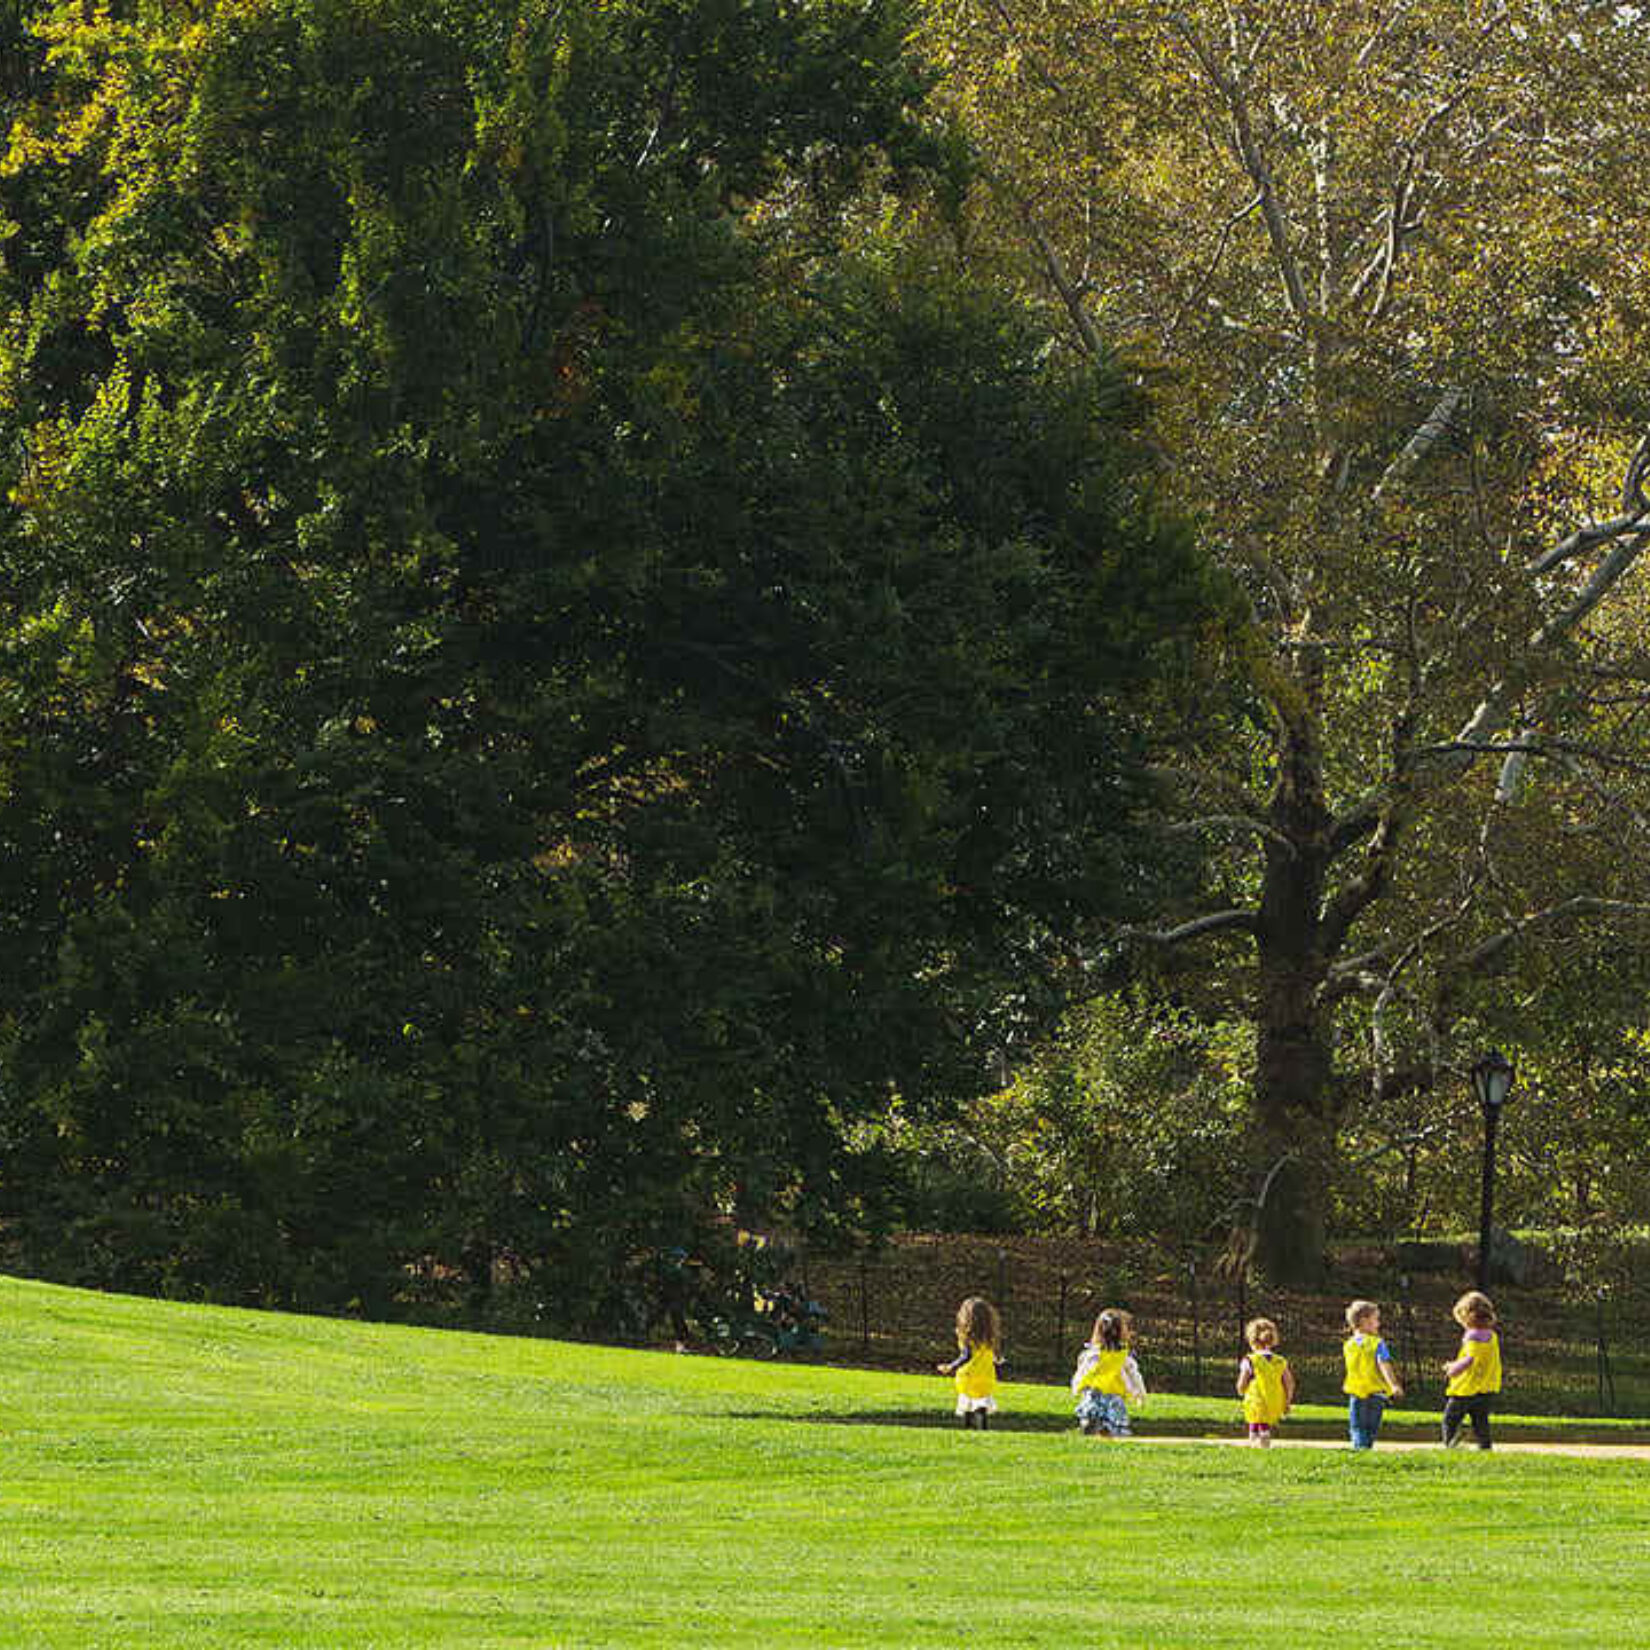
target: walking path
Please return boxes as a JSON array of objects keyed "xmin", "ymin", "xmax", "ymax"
[{"xmin": 1154, "ymin": 1435, "xmax": 1650, "ymax": 1460}]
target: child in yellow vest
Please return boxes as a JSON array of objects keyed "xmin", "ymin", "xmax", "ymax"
[
  {"xmin": 1236, "ymin": 1316, "xmax": 1296, "ymax": 1447},
  {"xmin": 937, "ymin": 1296, "xmax": 1003, "ymax": 1431},
  {"xmin": 1441, "ymin": 1290, "xmax": 1502, "ymax": 1450},
  {"xmin": 1071, "ymin": 1308, "xmax": 1146, "ymax": 1438},
  {"xmin": 1343, "ymin": 1298, "xmax": 1404, "ymax": 1449}
]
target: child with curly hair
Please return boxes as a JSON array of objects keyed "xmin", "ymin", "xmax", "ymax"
[
  {"xmin": 938, "ymin": 1296, "xmax": 1003, "ymax": 1430},
  {"xmin": 1442, "ymin": 1290, "xmax": 1502, "ymax": 1450},
  {"xmin": 1236, "ymin": 1316, "xmax": 1296, "ymax": 1447}
]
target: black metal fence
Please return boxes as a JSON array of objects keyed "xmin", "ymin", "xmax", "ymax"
[{"xmin": 796, "ymin": 1235, "xmax": 1641, "ymax": 1418}]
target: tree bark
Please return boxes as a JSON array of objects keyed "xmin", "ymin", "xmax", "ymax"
[{"xmin": 1251, "ymin": 699, "xmax": 1336, "ymax": 1280}]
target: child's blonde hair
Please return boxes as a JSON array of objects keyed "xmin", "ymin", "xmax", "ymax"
[
  {"xmin": 1345, "ymin": 1298, "xmax": 1379, "ymax": 1332},
  {"xmin": 955, "ymin": 1295, "xmax": 1000, "ymax": 1350},
  {"xmin": 1245, "ymin": 1316, "xmax": 1280, "ymax": 1350},
  {"xmin": 1453, "ymin": 1290, "xmax": 1496, "ymax": 1328},
  {"xmin": 1091, "ymin": 1308, "xmax": 1133, "ymax": 1351}
]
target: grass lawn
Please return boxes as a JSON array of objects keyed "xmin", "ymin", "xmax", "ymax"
[{"xmin": 3, "ymin": 1275, "xmax": 1649, "ymax": 1647}]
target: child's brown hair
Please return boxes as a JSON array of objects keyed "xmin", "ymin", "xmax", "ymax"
[
  {"xmin": 1245, "ymin": 1316, "xmax": 1280, "ymax": 1351},
  {"xmin": 1345, "ymin": 1298, "xmax": 1379, "ymax": 1332},
  {"xmin": 1452, "ymin": 1290, "xmax": 1496, "ymax": 1328},
  {"xmin": 1092, "ymin": 1308, "xmax": 1133, "ymax": 1351},
  {"xmin": 955, "ymin": 1296, "xmax": 1001, "ymax": 1350}
]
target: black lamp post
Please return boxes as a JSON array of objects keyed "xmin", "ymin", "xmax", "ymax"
[{"xmin": 1470, "ymin": 1049, "xmax": 1516, "ymax": 1290}]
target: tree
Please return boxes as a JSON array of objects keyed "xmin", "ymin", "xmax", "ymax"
[
  {"xmin": 957, "ymin": 995, "xmax": 1252, "ymax": 1242},
  {"xmin": 927, "ymin": 0, "xmax": 1650, "ymax": 1275},
  {"xmin": 0, "ymin": 0, "xmax": 1229, "ymax": 1318}
]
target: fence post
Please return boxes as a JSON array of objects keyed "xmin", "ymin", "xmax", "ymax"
[
  {"xmin": 1189, "ymin": 1258, "xmax": 1203, "ymax": 1396},
  {"xmin": 1235, "ymin": 1266, "xmax": 1248, "ymax": 1360},
  {"xmin": 859, "ymin": 1259, "xmax": 870, "ymax": 1355},
  {"xmin": 1597, "ymin": 1287, "xmax": 1617, "ymax": 1417},
  {"xmin": 1055, "ymin": 1273, "xmax": 1069, "ymax": 1375},
  {"xmin": 1397, "ymin": 1273, "xmax": 1420, "ymax": 1397}
]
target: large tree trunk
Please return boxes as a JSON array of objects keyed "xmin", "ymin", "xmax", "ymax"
[
  {"xmin": 1251, "ymin": 681, "xmax": 1337, "ymax": 1284},
  {"xmin": 1252, "ymin": 1010, "xmax": 1335, "ymax": 1283}
]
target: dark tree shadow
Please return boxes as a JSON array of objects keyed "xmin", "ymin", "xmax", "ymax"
[
  {"xmin": 721, "ymin": 1408, "xmax": 1226, "ymax": 1437},
  {"xmin": 722, "ymin": 1409, "xmax": 1650, "ymax": 1448}
]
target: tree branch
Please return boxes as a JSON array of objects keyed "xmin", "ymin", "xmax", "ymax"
[
  {"xmin": 1528, "ymin": 502, "xmax": 1650, "ymax": 576},
  {"xmin": 1170, "ymin": 190, "xmax": 1263, "ymax": 337},
  {"xmin": 1453, "ymin": 898, "xmax": 1650, "ymax": 977},
  {"xmin": 1453, "ymin": 450, "xmax": 1650, "ymax": 760},
  {"xmin": 1318, "ymin": 830, "xmax": 1396, "ymax": 959},
  {"xmin": 1327, "ymin": 791, "xmax": 1385, "ymax": 856},
  {"xmin": 1412, "ymin": 738, "xmax": 1650, "ymax": 779},
  {"xmin": 1367, "ymin": 83, "xmax": 1474, "ymax": 321},
  {"xmin": 1355, "ymin": 0, "xmax": 1411, "ymax": 70},
  {"xmin": 1371, "ymin": 385, "xmax": 1466, "ymax": 505},
  {"xmin": 1163, "ymin": 814, "xmax": 1297, "ymax": 855},
  {"xmin": 1168, "ymin": 10, "xmax": 1313, "ymax": 329},
  {"xmin": 1625, "ymin": 430, "xmax": 1650, "ymax": 515},
  {"xmin": 1019, "ymin": 204, "xmax": 1108, "ymax": 362},
  {"xmin": 1122, "ymin": 908, "xmax": 1258, "ymax": 945}
]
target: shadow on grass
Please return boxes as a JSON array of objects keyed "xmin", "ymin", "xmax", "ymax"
[
  {"xmin": 724, "ymin": 1409, "xmax": 1227, "ymax": 1437},
  {"xmin": 724, "ymin": 1408, "xmax": 1650, "ymax": 1446}
]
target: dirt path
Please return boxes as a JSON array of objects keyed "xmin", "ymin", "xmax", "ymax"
[{"xmin": 1150, "ymin": 1435, "xmax": 1650, "ymax": 1460}]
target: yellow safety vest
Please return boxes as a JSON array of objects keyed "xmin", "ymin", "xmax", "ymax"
[
  {"xmin": 1075, "ymin": 1346, "xmax": 1131, "ymax": 1396},
  {"xmin": 1243, "ymin": 1349, "xmax": 1290, "ymax": 1424},
  {"xmin": 1342, "ymin": 1332, "xmax": 1389, "ymax": 1398},
  {"xmin": 955, "ymin": 1341, "xmax": 998, "ymax": 1400},
  {"xmin": 1445, "ymin": 1330, "xmax": 1502, "ymax": 1397}
]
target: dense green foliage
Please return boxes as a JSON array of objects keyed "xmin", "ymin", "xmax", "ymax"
[
  {"xmin": 922, "ymin": 0, "xmax": 1650, "ymax": 1271},
  {"xmin": 0, "ymin": 0, "xmax": 1230, "ymax": 1318},
  {"xmin": 6, "ymin": 1276, "xmax": 1650, "ymax": 1647},
  {"xmin": 888, "ymin": 994, "xmax": 1253, "ymax": 1239}
]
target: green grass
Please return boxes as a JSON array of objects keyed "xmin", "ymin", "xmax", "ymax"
[{"xmin": 5, "ymin": 1275, "xmax": 1650, "ymax": 1647}]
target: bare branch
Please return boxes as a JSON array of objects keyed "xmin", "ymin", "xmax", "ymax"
[
  {"xmin": 1167, "ymin": 10, "xmax": 1314, "ymax": 328},
  {"xmin": 1626, "ymin": 430, "xmax": 1650, "ymax": 515},
  {"xmin": 1454, "ymin": 898, "xmax": 1650, "ymax": 977},
  {"xmin": 1454, "ymin": 467, "xmax": 1650, "ymax": 759},
  {"xmin": 1326, "ymin": 941, "xmax": 1401, "ymax": 982},
  {"xmin": 1164, "ymin": 814, "xmax": 1297, "ymax": 855},
  {"xmin": 1319, "ymin": 844, "xmax": 1395, "ymax": 959},
  {"xmin": 1493, "ymin": 725, "xmax": 1536, "ymax": 804},
  {"xmin": 1310, "ymin": 119, "xmax": 1337, "ymax": 314},
  {"xmin": 1355, "ymin": 0, "xmax": 1411, "ymax": 70},
  {"xmin": 1368, "ymin": 85, "xmax": 1474, "ymax": 321},
  {"xmin": 1122, "ymin": 908, "xmax": 1259, "ymax": 945},
  {"xmin": 1343, "ymin": 237, "xmax": 1393, "ymax": 313},
  {"xmin": 1371, "ymin": 385, "xmax": 1466, "ymax": 505},
  {"xmin": 1321, "ymin": 705, "xmax": 1424, "ymax": 959},
  {"xmin": 1020, "ymin": 205, "xmax": 1108, "ymax": 362},
  {"xmin": 1170, "ymin": 191, "xmax": 1262, "ymax": 337},
  {"xmin": 1412, "ymin": 738, "xmax": 1650, "ymax": 778},
  {"xmin": 1530, "ymin": 528, "xmax": 1650, "ymax": 649},
  {"xmin": 1528, "ymin": 503, "xmax": 1650, "ymax": 575}
]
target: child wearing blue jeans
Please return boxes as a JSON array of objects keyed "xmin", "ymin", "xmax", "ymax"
[{"xmin": 1342, "ymin": 1298, "xmax": 1403, "ymax": 1449}]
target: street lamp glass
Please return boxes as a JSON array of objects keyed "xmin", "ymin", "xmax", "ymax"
[{"xmin": 1471, "ymin": 1049, "xmax": 1515, "ymax": 1111}]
